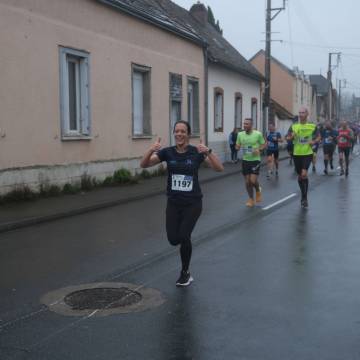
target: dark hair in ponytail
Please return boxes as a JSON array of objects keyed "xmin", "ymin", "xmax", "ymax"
[{"xmin": 173, "ymin": 120, "xmax": 191, "ymax": 135}]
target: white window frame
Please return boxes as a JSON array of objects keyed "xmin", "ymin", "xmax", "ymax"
[
  {"xmin": 187, "ymin": 77, "xmax": 200, "ymax": 135},
  {"xmin": 132, "ymin": 64, "xmax": 151, "ymax": 137},
  {"xmin": 59, "ymin": 47, "xmax": 91, "ymax": 139},
  {"xmin": 234, "ymin": 93, "xmax": 243, "ymax": 129},
  {"xmin": 214, "ymin": 87, "xmax": 224, "ymax": 132},
  {"xmin": 251, "ymin": 98, "xmax": 258, "ymax": 129}
]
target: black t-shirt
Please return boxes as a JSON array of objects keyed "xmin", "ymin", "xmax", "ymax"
[{"xmin": 156, "ymin": 145, "xmax": 205, "ymax": 204}]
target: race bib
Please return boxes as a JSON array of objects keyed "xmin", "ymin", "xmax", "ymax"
[
  {"xmin": 244, "ymin": 146, "xmax": 253, "ymax": 154},
  {"xmin": 339, "ymin": 137, "xmax": 347, "ymax": 144},
  {"xmin": 171, "ymin": 174, "xmax": 193, "ymax": 192},
  {"xmin": 299, "ymin": 136, "xmax": 309, "ymax": 144}
]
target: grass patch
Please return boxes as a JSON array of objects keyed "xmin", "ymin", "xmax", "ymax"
[
  {"xmin": 0, "ymin": 186, "xmax": 36, "ymax": 203},
  {"xmin": 113, "ymin": 168, "xmax": 132, "ymax": 184},
  {"xmin": 63, "ymin": 183, "xmax": 81, "ymax": 194},
  {"xmin": 0, "ymin": 165, "xmax": 166, "ymax": 204}
]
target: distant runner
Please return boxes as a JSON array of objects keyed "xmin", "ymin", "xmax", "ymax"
[
  {"xmin": 287, "ymin": 107, "xmax": 321, "ymax": 208},
  {"xmin": 321, "ymin": 121, "xmax": 338, "ymax": 174},
  {"xmin": 287, "ymin": 137, "xmax": 294, "ymax": 166},
  {"xmin": 236, "ymin": 118, "xmax": 266, "ymax": 207},
  {"xmin": 266, "ymin": 123, "xmax": 283, "ymax": 178},
  {"xmin": 229, "ymin": 127, "xmax": 239, "ymax": 163},
  {"xmin": 311, "ymin": 125, "xmax": 320, "ymax": 173},
  {"xmin": 337, "ymin": 120, "xmax": 354, "ymax": 177}
]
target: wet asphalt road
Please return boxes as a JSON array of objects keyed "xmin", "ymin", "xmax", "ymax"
[{"xmin": 1, "ymin": 150, "xmax": 360, "ymax": 359}]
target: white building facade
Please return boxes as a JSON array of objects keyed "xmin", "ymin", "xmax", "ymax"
[{"xmin": 208, "ymin": 64, "xmax": 262, "ymax": 161}]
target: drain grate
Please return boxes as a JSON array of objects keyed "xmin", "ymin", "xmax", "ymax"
[
  {"xmin": 42, "ymin": 282, "xmax": 165, "ymax": 316},
  {"xmin": 64, "ymin": 287, "xmax": 142, "ymax": 310}
]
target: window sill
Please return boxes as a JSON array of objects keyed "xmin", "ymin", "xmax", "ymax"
[
  {"xmin": 61, "ymin": 135, "xmax": 92, "ymax": 141},
  {"xmin": 132, "ymin": 135, "xmax": 153, "ymax": 140},
  {"xmin": 190, "ymin": 134, "xmax": 200, "ymax": 139}
]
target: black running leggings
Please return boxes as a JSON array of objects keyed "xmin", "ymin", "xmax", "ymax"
[
  {"xmin": 230, "ymin": 144, "xmax": 238, "ymax": 161},
  {"xmin": 293, "ymin": 155, "xmax": 312, "ymax": 200},
  {"xmin": 166, "ymin": 199, "xmax": 202, "ymax": 272}
]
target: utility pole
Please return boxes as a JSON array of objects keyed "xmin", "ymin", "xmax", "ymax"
[
  {"xmin": 338, "ymin": 79, "xmax": 341, "ymax": 124},
  {"xmin": 338, "ymin": 79, "xmax": 346, "ymax": 124},
  {"xmin": 264, "ymin": 0, "xmax": 286, "ymax": 134},
  {"xmin": 327, "ymin": 52, "xmax": 341, "ymax": 122}
]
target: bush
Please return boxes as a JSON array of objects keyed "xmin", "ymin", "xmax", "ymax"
[
  {"xmin": 0, "ymin": 165, "xmax": 164, "ymax": 205},
  {"xmin": 140, "ymin": 169, "xmax": 152, "ymax": 179},
  {"xmin": 128, "ymin": 174, "xmax": 139, "ymax": 185},
  {"xmin": 63, "ymin": 183, "xmax": 81, "ymax": 194},
  {"xmin": 80, "ymin": 174, "xmax": 94, "ymax": 191},
  {"xmin": 39, "ymin": 184, "xmax": 62, "ymax": 197},
  {"xmin": 113, "ymin": 168, "xmax": 132, "ymax": 184},
  {"xmin": 102, "ymin": 176, "xmax": 114, "ymax": 186},
  {"xmin": 0, "ymin": 186, "xmax": 37, "ymax": 203},
  {"xmin": 92, "ymin": 177, "xmax": 100, "ymax": 188},
  {"xmin": 47, "ymin": 185, "xmax": 62, "ymax": 196}
]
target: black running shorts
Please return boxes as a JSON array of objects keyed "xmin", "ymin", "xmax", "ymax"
[
  {"xmin": 323, "ymin": 144, "xmax": 335, "ymax": 156},
  {"xmin": 266, "ymin": 150, "xmax": 279, "ymax": 159},
  {"xmin": 242, "ymin": 160, "xmax": 261, "ymax": 176},
  {"xmin": 293, "ymin": 155, "xmax": 313, "ymax": 175},
  {"xmin": 338, "ymin": 147, "xmax": 350, "ymax": 157}
]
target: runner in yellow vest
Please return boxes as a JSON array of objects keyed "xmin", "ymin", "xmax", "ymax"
[
  {"xmin": 287, "ymin": 107, "xmax": 321, "ymax": 208},
  {"xmin": 236, "ymin": 118, "xmax": 266, "ymax": 207}
]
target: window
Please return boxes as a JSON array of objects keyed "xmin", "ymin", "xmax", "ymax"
[
  {"xmin": 301, "ymin": 81, "xmax": 304, "ymax": 103},
  {"xmin": 187, "ymin": 77, "xmax": 200, "ymax": 135},
  {"xmin": 169, "ymin": 73, "xmax": 182, "ymax": 145},
  {"xmin": 251, "ymin": 98, "xmax": 258, "ymax": 128},
  {"xmin": 59, "ymin": 47, "xmax": 90, "ymax": 138},
  {"xmin": 214, "ymin": 87, "xmax": 224, "ymax": 132},
  {"xmin": 295, "ymin": 79, "xmax": 299, "ymax": 101},
  {"xmin": 234, "ymin": 93, "xmax": 242, "ymax": 129},
  {"xmin": 132, "ymin": 64, "xmax": 151, "ymax": 136}
]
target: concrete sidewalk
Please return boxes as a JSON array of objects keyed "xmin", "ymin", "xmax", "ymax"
[{"xmin": 0, "ymin": 152, "xmax": 289, "ymax": 233}]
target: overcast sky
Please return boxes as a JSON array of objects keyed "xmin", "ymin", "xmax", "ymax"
[{"xmin": 173, "ymin": 0, "xmax": 360, "ymax": 96}]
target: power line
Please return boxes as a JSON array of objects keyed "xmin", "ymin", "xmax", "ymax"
[
  {"xmin": 292, "ymin": 0, "xmax": 328, "ymax": 47},
  {"xmin": 347, "ymin": 80, "xmax": 360, "ymax": 88},
  {"xmin": 282, "ymin": 40, "xmax": 360, "ymax": 51},
  {"xmin": 342, "ymin": 53, "xmax": 360, "ymax": 58}
]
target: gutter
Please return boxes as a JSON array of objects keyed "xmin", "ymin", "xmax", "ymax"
[{"xmin": 204, "ymin": 46, "xmax": 209, "ymax": 146}]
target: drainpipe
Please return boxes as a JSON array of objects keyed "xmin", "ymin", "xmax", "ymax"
[{"xmin": 203, "ymin": 45, "xmax": 209, "ymax": 146}]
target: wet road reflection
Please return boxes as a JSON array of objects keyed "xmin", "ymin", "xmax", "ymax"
[{"xmin": 162, "ymin": 289, "xmax": 197, "ymax": 360}]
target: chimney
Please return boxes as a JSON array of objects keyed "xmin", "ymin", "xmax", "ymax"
[{"xmin": 190, "ymin": 2, "xmax": 208, "ymax": 25}]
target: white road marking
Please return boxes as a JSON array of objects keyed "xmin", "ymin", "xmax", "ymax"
[{"xmin": 262, "ymin": 193, "xmax": 297, "ymax": 211}]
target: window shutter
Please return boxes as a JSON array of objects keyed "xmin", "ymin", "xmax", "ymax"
[{"xmin": 133, "ymin": 71, "xmax": 144, "ymax": 135}]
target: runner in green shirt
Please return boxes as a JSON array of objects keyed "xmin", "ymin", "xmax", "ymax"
[
  {"xmin": 236, "ymin": 118, "xmax": 266, "ymax": 207},
  {"xmin": 287, "ymin": 107, "xmax": 321, "ymax": 208}
]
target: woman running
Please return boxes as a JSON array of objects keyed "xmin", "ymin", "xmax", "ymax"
[
  {"xmin": 140, "ymin": 121, "xmax": 223, "ymax": 286},
  {"xmin": 337, "ymin": 120, "xmax": 354, "ymax": 176}
]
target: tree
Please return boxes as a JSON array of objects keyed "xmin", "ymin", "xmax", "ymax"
[
  {"xmin": 207, "ymin": 6, "xmax": 223, "ymax": 34},
  {"xmin": 215, "ymin": 20, "xmax": 223, "ymax": 35},
  {"xmin": 207, "ymin": 6, "xmax": 215, "ymax": 25}
]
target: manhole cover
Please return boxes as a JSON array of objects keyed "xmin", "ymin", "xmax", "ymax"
[
  {"xmin": 41, "ymin": 282, "xmax": 165, "ymax": 317},
  {"xmin": 64, "ymin": 287, "xmax": 142, "ymax": 310}
]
